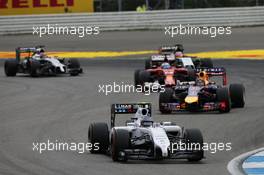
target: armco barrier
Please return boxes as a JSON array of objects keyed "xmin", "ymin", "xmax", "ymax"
[{"xmin": 0, "ymin": 6, "xmax": 264, "ymax": 35}]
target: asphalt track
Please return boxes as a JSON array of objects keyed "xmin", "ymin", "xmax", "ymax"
[
  {"xmin": 1, "ymin": 27, "xmax": 264, "ymax": 52},
  {"xmin": 0, "ymin": 27, "xmax": 264, "ymax": 175}
]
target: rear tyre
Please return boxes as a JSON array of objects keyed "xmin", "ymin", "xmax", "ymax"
[
  {"xmin": 192, "ymin": 59, "xmax": 200, "ymax": 68},
  {"xmin": 159, "ymin": 88, "xmax": 174, "ymax": 114},
  {"xmin": 29, "ymin": 60, "xmax": 41, "ymax": 77},
  {"xmin": 217, "ymin": 87, "xmax": 231, "ymax": 113},
  {"xmin": 185, "ymin": 129, "xmax": 204, "ymax": 162},
  {"xmin": 134, "ymin": 69, "xmax": 142, "ymax": 87},
  {"xmin": 229, "ymin": 84, "xmax": 245, "ymax": 108},
  {"xmin": 145, "ymin": 58, "xmax": 152, "ymax": 69},
  {"xmin": 175, "ymin": 44, "xmax": 184, "ymax": 51},
  {"xmin": 4, "ymin": 59, "xmax": 18, "ymax": 76},
  {"xmin": 111, "ymin": 129, "xmax": 130, "ymax": 162},
  {"xmin": 88, "ymin": 122, "xmax": 109, "ymax": 154},
  {"xmin": 200, "ymin": 58, "xmax": 213, "ymax": 68},
  {"xmin": 187, "ymin": 68, "xmax": 196, "ymax": 81},
  {"xmin": 68, "ymin": 59, "xmax": 80, "ymax": 76}
]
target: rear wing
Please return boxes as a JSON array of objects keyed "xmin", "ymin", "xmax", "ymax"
[
  {"xmin": 158, "ymin": 44, "xmax": 184, "ymax": 54},
  {"xmin": 15, "ymin": 46, "xmax": 44, "ymax": 61},
  {"xmin": 159, "ymin": 46, "xmax": 177, "ymax": 54},
  {"xmin": 196, "ymin": 67, "xmax": 227, "ymax": 85},
  {"xmin": 111, "ymin": 103, "xmax": 151, "ymax": 128},
  {"xmin": 151, "ymin": 54, "xmax": 175, "ymax": 61}
]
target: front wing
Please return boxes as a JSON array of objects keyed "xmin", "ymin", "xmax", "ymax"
[{"xmin": 160, "ymin": 102, "xmax": 222, "ymax": 112}]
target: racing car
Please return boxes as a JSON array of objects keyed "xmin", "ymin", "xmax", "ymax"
[
  {"xmin": 134, "ymin": 58, "xmax": 196, "ymax": 89},
  {"xmin": 4, "ymin": 46, "xmax": 82, "ymax": 77},
  {"xmin": 145, "ymin": 44, "xmax": 213, "ymax": 69},
  {"xmin": 159, "ymin": 68, "xmax": 245, "ymax": 113},
  {"xmin": 88, "ymin": 103, "xmax": 204, "ymax": 162}
]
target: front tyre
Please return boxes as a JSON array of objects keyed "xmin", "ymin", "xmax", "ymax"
[
  {"xmin": 68, "ymin": 59, "xmax": 81, "ymax": 76},
  {"xmin": 88, "ymin": 122, "xmax": 109, "ymax": 154},
  {"xmin": 159, "ymin": 88, "xmax": 174, "ymax": 114},
  {"xmin": 111, "ymin": 129, "xmax": 130, "ymax": 162},
  {"xmin": 185, "ymin": 129, "xmax": 204, "ymax": 162},
  {"xmin": 139, "ymin": 70, "xmax": 151, "ymax": 83},
  {"xmin": 229, "ymin": 84, "xmax": 245, "ymax": 108},
  {"xmin": 216, "ymin": 87, "xmax": 231, "ymax": 113},
  {"xmin": 4, "ymin": 59, "xmax": 18, "ymax": 77}
]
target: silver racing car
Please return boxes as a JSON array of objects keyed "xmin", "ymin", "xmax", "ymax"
[
  {"xmin": 88, "ymin": 103, "xmax": 204, "ymax": 162},
  {"xmin": 4, "ymin": 46, "xmax": 82, "ymax": 77}
]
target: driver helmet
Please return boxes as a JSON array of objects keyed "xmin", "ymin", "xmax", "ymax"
[
  {"xmin": 175, "ymin": 51, "xmax": 183, "ymax": 58},
  {"xmin": 134, "ymin": 108, "xmax": 152, "ymax": 127},
  {"xmin": 36, "ymin": 48, "xmax": 44, "ymax": 54},
  {"xmin": 36, "ymin": 48, "xmax": 45, "ymax": 58},
  {"xmin": 161, "ymin": 62, "xmax": 171, "ymax": 69},
  {"xmin": 197, "ymin": 71, "xmax": 209, "ymax": 85},
  {"xmin": 135, "ymin": 107, "xmax": 149, "ymax": 118}
]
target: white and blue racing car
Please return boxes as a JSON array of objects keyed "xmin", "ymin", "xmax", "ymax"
[{"xmin": 88, "ymin": 103, "xmax": 204, "ymax": 162}]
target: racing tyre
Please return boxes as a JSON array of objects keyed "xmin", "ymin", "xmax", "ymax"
[
  {"xmin": 134, "ymin": 69, "xmax": 142, "ymax": 87},
  {"xmin": 175, "ymin": 44, "xmax": 184, "ymax": 51},
  {"xmin": 158, "ymin": 77, "xmax": 165, "ymax": 85},
  {"xmin": 192, "ymin": 59, "xmax": 200, "ymax": 68},
  {"xmin": 159, "ymin": 88, "xmax": 174, "ymax": 114},
  {"xmin": 229, "ymin": 84, "xmax": 245, "ymax": 108},
  {"xmin": 68, "ymin": 59, "xmax": 80, "ymax": 76},
  {"xmin": 185, "ymin": 129, "xmax": 204, "ymax": 162},
  {"xmin": 145, "ymin": 58, "xmax": 152, "ymax": 69},
  {"xmin": 29, "ymin": 60, "xmax": 41, "ymax": 77},
  {"xmin": 111, "ymin": 129, "xmax": 130, "ymax": 162},
  {"xmin": 88, "ymin": 122, "xmax": 109, "ymax": 154},
  {"xmin": 139, "ymin": 70, "xmax": 151, "ymax": 83},
  {"xmin": 200, "ymin": 58, "xmax": 213, "ymax": 68},
  {"xmin": 216, "ymin": 87, "xmax": 231, "ymax": 113},
  {"xmin": 187, "ymin": 68, "xmax": 196, "ymax": 81},
  {"xmin": 4, "ymin": 59, "xmax": 18, "ymax": 76}
]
